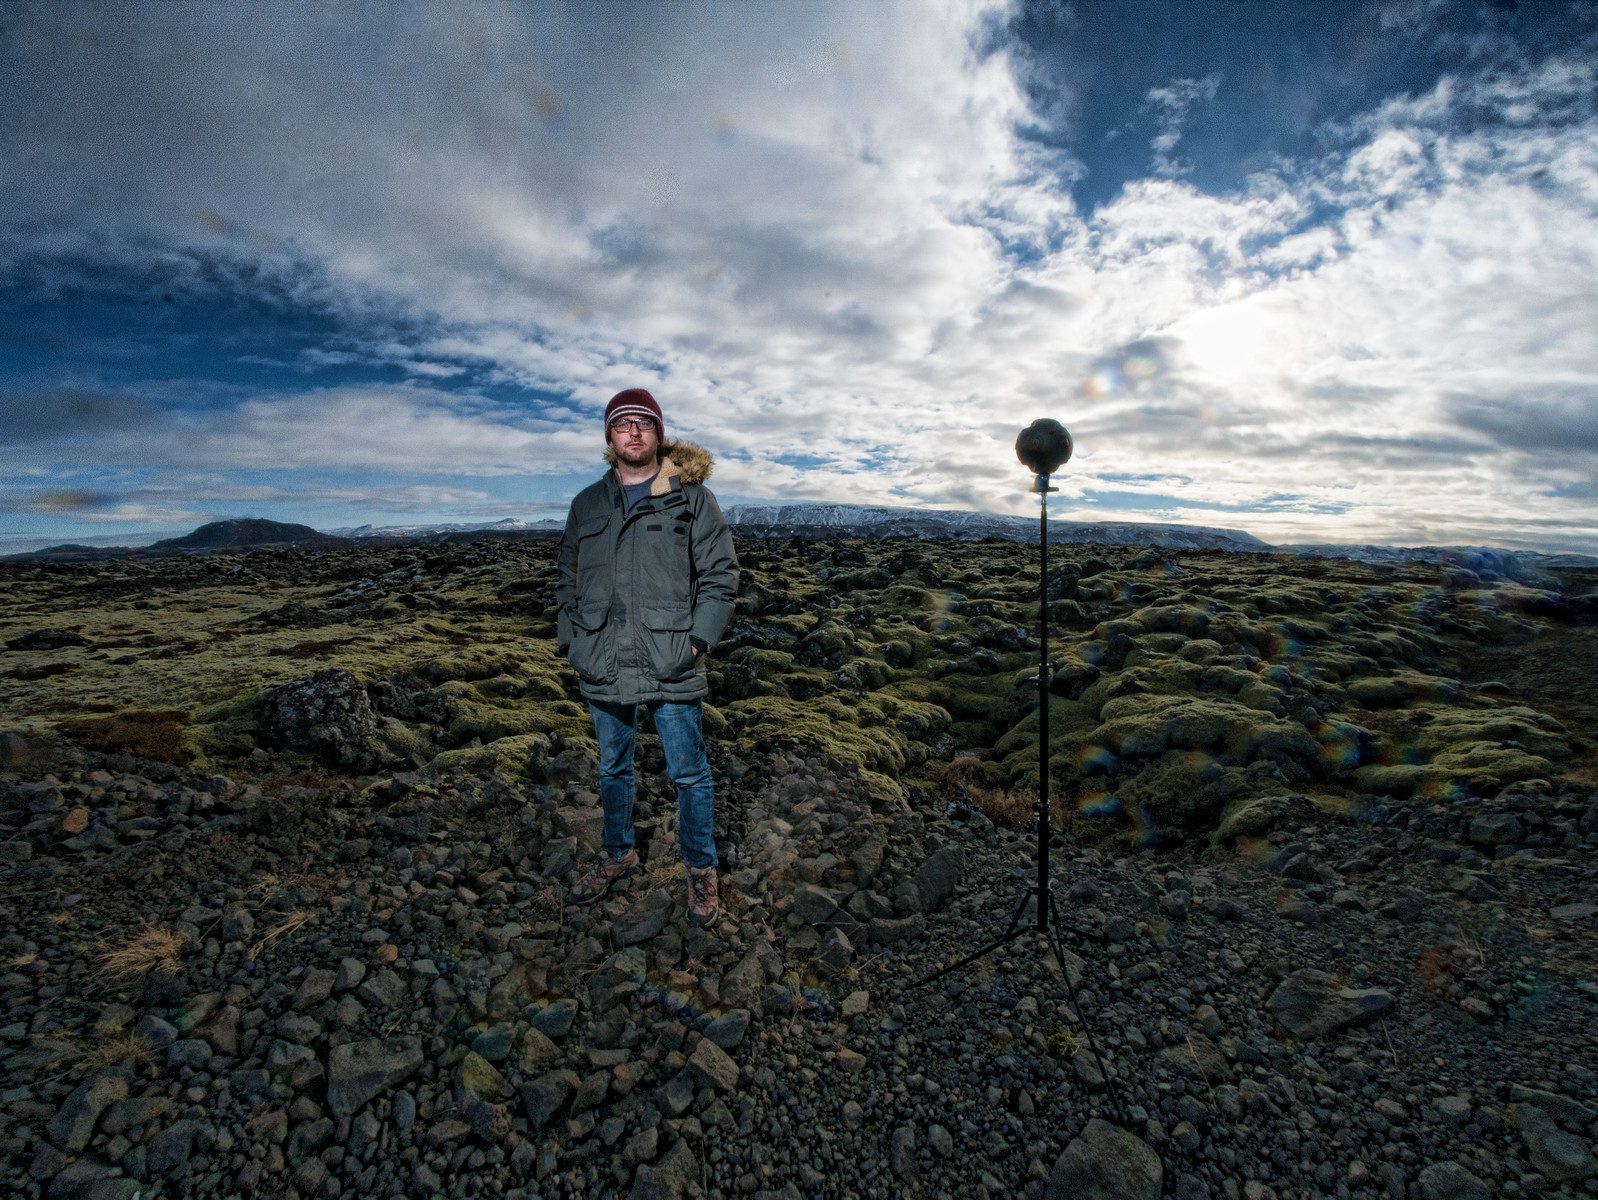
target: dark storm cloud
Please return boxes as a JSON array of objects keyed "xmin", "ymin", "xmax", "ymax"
[
  {"xmin": 0, "ymin": 387, "xmax": 162, "ymax": 443},
  {"xmin": 1450, "ymin": 389, "xmax": 1598, "ymax": 455}
]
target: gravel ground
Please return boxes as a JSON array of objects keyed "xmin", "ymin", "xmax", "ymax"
[{"xmin": 2, "ymin": 735, "xmax": 1596, "ymax": 1200}]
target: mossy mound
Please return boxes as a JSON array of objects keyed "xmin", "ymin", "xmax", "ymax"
[
  {"xmin": 428, "ymin": 732, "xmax": 554, "ymax": 780},
  {"xmin": 1346, "ymin": 672, "xmax": 1465, "ymax": 708},
  {"xmin": 1117, "ymin": 751, "xmax": 1269, "ymax": 837}
]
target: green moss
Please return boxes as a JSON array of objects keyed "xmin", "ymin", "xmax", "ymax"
[
  {"xmin": 1087, "ymin": 693, "xmax": 1319, "ymax": 767},
  {"xmin": 1346, "ymin": 672, "xmax": 1465, "ymax": 709},
  {"xmin": 376, "ymin": 717, "xmax": 434, "ymax": 762},
  {"xmin": 1408, "ymin": 706, "xmax": 1570, "ymax": 761},
  {"xmin": 429, "ymin": 732, "xmax": 552, "ymax": 779}
]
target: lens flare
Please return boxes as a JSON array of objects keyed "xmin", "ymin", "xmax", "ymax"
[
  {"xmin": 1075, "ymin": 788, "xmax": 1118, "ymax": 817},
  {"xmin": 1123, "ymin": 355, "xmax": 1158, "ymax": 379}
]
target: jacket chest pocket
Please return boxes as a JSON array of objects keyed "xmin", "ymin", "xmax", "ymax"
[
  {"xmin": 640, "ymin": 604, "xmax": 696, "ymax": 684},
  {"xmin": 575, "ymin": 514, "xmax": 612, "ymax": 596}
]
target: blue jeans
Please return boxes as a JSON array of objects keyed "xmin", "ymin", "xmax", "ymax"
[{"xmin": 588, "ymin": 699, "xmax": 718, "ymax": 871}]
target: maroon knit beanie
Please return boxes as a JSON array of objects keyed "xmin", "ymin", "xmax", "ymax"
[{"xmin": 604, "ymin": 389, "xmax": 664, "ymax": 441}]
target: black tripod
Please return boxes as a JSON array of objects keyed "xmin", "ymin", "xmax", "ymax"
[{"xmin": 909, "ymin": 438, "xmax": 1129, "ymax": 1127}]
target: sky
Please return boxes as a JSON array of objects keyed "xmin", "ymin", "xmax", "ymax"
[{"xmin": 2, "ymin": 0, "xmax": 1597, "ymax": 554}]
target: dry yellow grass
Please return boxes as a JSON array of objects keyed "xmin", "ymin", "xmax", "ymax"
[
  {"xmin": 246, "ymin": 909, "xmax": 311, "ymax": 962},
  {"xmin": 941, "ymin": 755, "xmax": 1038, "ymax": 828},
  {"xmin": 81, "ymin": 1034, "xmax": 154, "ymax": 1071},
  {"xmin": 97, "ymin": 923, "xmax": 184, "ymax": 982}
]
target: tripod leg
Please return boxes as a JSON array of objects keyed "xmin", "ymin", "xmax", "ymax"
[
  {"xmin": 1045, "ymin": 892, "xmax": 1131, "ymax": 1129},
  {"xmin": 909, "ymin": 887, "xmax": 1034, "ymax": 991}
]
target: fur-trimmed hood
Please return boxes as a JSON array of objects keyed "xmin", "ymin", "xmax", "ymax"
[{"xmin": 604, "ymin": 440, "xmax": 713, "ymax": 495}]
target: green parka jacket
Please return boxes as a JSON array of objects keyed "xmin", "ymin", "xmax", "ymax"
[{"xmin": 555, "ymin": 442, "xmax": 739, "ymax": 704}]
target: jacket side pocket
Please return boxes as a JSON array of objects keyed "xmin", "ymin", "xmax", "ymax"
[
  {"xmin": 640, "ymin": 604, "xmax": 695, "ymax": 684},
  {"xmin": 567, "ymin": 601, "xmax": 617, "ymax": 686}
]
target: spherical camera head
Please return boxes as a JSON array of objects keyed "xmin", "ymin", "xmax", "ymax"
[{"xmin": 1015, "ymin": 418, "xmax": 1073, "ymax": 477}]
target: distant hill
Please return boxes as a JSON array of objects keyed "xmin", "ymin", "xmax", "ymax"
[
  {"xmin": 722, "ymin": 503, "xmax": 1272, "ymax": 552},
  {"xmin": 149, "ymin": 519, "xmax": 337, "ymax": 551},
  {"xmin": 4, "ymin": 506, "xmax": 1592, "ymax": 572}
]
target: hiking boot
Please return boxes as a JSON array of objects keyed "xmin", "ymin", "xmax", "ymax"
[
  {"xmin": 569, "ymin": 850, "xmax": 637, "ymax": 906},
  {"xmin": 686, "ymin": 865, "xmax": 720, "ymax": 927}
]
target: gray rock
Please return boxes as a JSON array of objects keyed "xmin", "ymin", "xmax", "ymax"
[
  {"xmin": 1267, "ymin": 968, "xmax": 1394, "ymax": 1039},
  {"xmin": 851, "ymin": 832, "xmax": 885, "ymax": 886},
  {"xmin": 530, "ymin": 997, "xmax": 580, "ymax": 1039},
  {"xmin": 1103, "ymin": 914, "xmax": 1136, "ymax": 942},
  {"xmin": 1509, "ymin": 1085, "xmax": 1596, "ymax": 1132},
  {"xmin": 1469, "ymin": 812, "xmax": 1522, "ymax": 846},
  {"xmin": 625, "ymin": 1125, "xmax": 659, "ymax": 1166},
  {"xmin": 628, "ymin": 1134, "xmax": 699, "ymax": 1200},
  {"xmin": 144, "ymin": 1118, "xmax": 198, "ymax": 1178},
  {"xmin": 293, "ymin": 967, "xmax": 336, "ymax": 1010},
  {"xmin": 654, "ymin": 1069, "xmax": 696, "ymax": 1118},
  {"xmin": 570, "ymin": 1069, "xmax": 610, "ymax": 1115},
  {"xmin": 589, "ymin": 947, "xmax": 648, "ymax": 1012},
  {"xmin": 275, "ymin": 1013, "xmax": 321, "ymax": 1045},
  {"xmin": 913, "ymin": 846, "xmax": 963, "ymax": 911},
  {"xmin": 99, "ymin": 1095, "xmax": 174, "ymax": 1137},
  {"xmin": 703, "ymin": 1009, "xmax": 750, "ymax": 1049},
  {"xmin": 326, "ymin": 1035, "xmax": 424, "ymax": 1117},
  {"xmin": 1074, "ymin": 1044, "xmax": 1107, "ymax": 1088},
  {"xmin": 254, "ymin": 668, "xmax": 383, "ymax": 772},
  {"xmin": 471, "ymin": 1023, "xmax": 517, "ymax": 1063},
  {"xmin": 132, "ymin": 1014, "xmax": 177, "ymax": 1048},
  {"xmin": 929, "ymin": 1123, "xmax": 954, "ymax": 1158},
  {"xmin": 519, "ymin": 1068, "xmax": 578, "ymax": 1129},
  {"xmin": 869, "ymin": 914, "xmax": 926, "ymax": 946},
  {"xmin": 892, "ymin": 1124, "xmax": 919, "ymax": 1181},
  {"xmin": 688, "ymin": 1036, "xmax": 738, "ymax": 1093},
  {"xmin": 334, "ymin": 956, "xmax": 366, "ymax": 992},
  {"xmin": 1047, "ymin": 1117, "xmax": 1163, "ymax": 1200},
  {"xmin": 47, "ymin": 1075, "xmax": 127, "ymax": 1152},
  {"xmin": 614, "ymin": 901, "xmax": 670, "ymax": 946},
  {"xmin": 792, "ymin": 883, "xmax": 839, "ymax": 925},
  {"xmin": 166, "ymin": 1038, "xmax": 211, "ymax": 1069},
  {"xmin": 1156, "ymin": 1033, "xmax": 1229, "ymax": 1083},
  {"xmin": 1415, "ymin": 1161, "xmax": 1491, "ymax": 1200},
  {"xmin": 520, "ymin": 1027, "xmax": 562, "ymax": 1072},
  {"xmin": 356, "ymin": 969, "xmax": 406, "ymax": 1010},
  {"xmin": 818, "ymin": 927, "xmax": 854, "ymax": 971},
  {"xmin": 719, "ymin": 943, "xmax": 771, "ymax": 1018},
  {"xmin": 1511, "ymin": 1102, "xmax": 1598, "ymax": 1182}
]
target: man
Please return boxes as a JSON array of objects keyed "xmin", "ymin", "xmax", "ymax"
[{"xmin": 555, "ymin": 388, "xmax": 739, "ymax": 926}]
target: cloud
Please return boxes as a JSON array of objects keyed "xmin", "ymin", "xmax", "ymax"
[
  {"xmin": 1144, "ymin": 73, "xmax": 1223, "ymax": 177},
  {"xmin": 0, "ymin": 2, "xmax": 1595, "ymax": 551}
]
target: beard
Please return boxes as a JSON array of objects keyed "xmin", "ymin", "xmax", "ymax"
[{"xmin": 614, "ymin": 440, "xmax": 658, "ymax": 470}]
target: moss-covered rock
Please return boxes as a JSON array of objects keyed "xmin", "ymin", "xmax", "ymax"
[
  {"xmin": 428, "ymin": 732, "xmax": 552, "ymax": 780},
  {"xmin": 1346, "ymin": 672, "xmax": 1465, "ymax": 709}
]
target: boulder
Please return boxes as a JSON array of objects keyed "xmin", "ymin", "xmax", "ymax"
[
  {"xmin": 47, "ymin": 1075, "xmax": 127, "ymax": 1152},
  {"xmin": 792, "ymin": 883, "xmax": 839, "ymax": 925},
  {"xmin": 326, "ymin": 1035, "xmax": 424, "ymax": 1117},
  {"xmin": 1267, "ymin": 968, "xmax": 1394, "ymax": 1039},
  {"xmin": 687, "ymin": 1036, "xmax": 738, "ymax": 1094},
  {"xmin": 588, "ymin": 947, "xmax": 648, "ymax": 1012},
  {"xmin": 520, "ymin": 1069, "xmax": 579, "ymax": 1129},
  {"xmin": 1468, "ymin": 812, "xmax": 1522, "ymax": 847},
  {"xmin": 628, "ymin": 1134, "xmax": 699, "ymax": 1200},
  {"xmin": 1415, "ymin": 1161, "xmax": 1492, "ymax": 1200},
  {"xmin": 1511, "ymin": 1102, "xmax": 1598, "ymax": 1182},
  {"xmin": 912, "ymin": 846, "xmax": 963, "ymax": 911},
  {"xmin": 254, "ymin": 668, "xmax": 383, "ymax": 772},
  {"xmin": 1047, "ymin": 1118, "xmax": 1163, "ymax": 1200}
]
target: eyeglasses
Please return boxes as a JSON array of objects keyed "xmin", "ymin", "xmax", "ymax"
[{"xmin": 609, "ymin": 417, "xmax": 655, "ymax": 433}]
